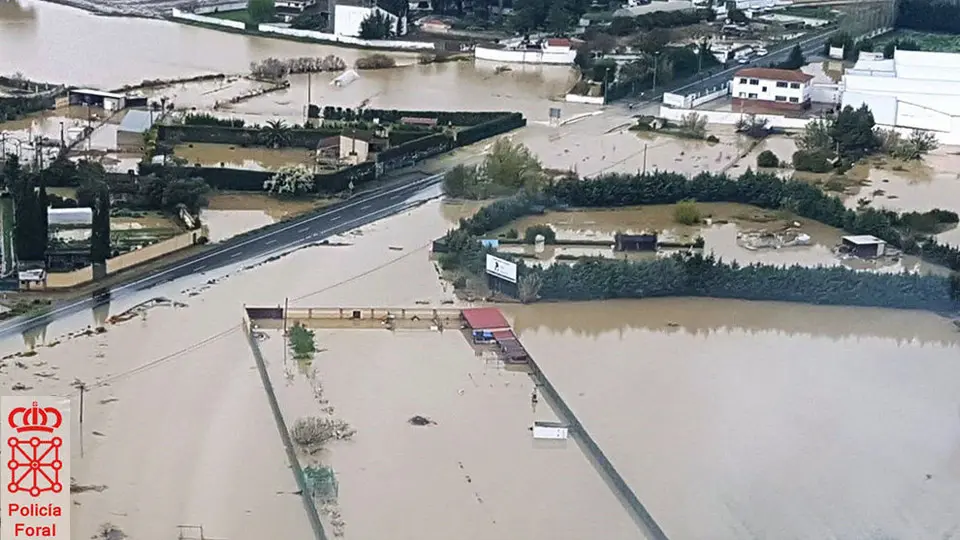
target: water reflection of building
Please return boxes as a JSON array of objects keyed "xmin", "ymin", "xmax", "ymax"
[{"xmin": 46, "ymin": 207, "xmax": 93, "ymax": 271}]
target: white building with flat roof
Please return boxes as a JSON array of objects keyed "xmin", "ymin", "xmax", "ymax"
[
  {"xmin": 731, "ymin": 67, "xmax": 813, "ymax": 111},
  {"xmin": 842, "ymin": 49, "xmax": 960, "ymax": 144}
]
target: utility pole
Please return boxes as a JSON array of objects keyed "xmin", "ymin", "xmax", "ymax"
[
  {"xmin": 306, "ymin": 73, "xmax": 312, "ymax": 126},
  {"xmin": 652, "ymin": 52, "xmax": 661, "ymax": 95},
  {"xmin": 283, "ymin": 297, "xmax": 289, "ymax": 333},
  {"xmin": 79, "ymin": 383, "xmax": 86, "ymax": 458},
  {"xmin": 642, "ymin": 143, "xmax": 648, "ymax": 174}
]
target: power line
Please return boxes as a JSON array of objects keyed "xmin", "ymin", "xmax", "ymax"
[
  {"xmin": 58, "ymin": 240, "xmax": 436, "ymax": 398},
  {"xmin": 63, "ymin": 325, "xmax": 242, "ymax": 398},
  {"xmin": 291, "ymin": 242, "xmax": 432, "ymax": 302}
]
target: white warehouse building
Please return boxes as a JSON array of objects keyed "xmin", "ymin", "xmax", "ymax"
[
  {"xmin": 842, "ymin": 49, "xmax": 960, "ymax": 145},
  {"xmin": 334, "ymin": 1, "xmax": 406, "ymax": 38}
]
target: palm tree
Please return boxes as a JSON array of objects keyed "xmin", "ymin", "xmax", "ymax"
[{"xmin": 259, "ymin": 119, "xmax": 292, "ymax": 149}]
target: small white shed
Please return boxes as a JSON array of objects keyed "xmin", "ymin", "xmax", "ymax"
[{"xmin": 532, "ymin": 421, "xmax": 569, "ymax": 440}]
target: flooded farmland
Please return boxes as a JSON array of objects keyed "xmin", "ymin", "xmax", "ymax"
[
  {"xmin": 496, "ymin": 203, "xmax": 946, "ymax": 274},
  {"xmin": 256, "ymin": 328, "xmax": 640, "ymax": 539},
  {"xmin": 508, "ymin": 299, "xmax": 960, "ymax": 540}
]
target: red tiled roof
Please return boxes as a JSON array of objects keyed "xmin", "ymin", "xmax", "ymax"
[
  {"xmin": 735, "ymin": 67, "xmax": 813, "ymax": 83},
  {"xmin": 492, "ymin": 330, "xmax": 515, "ymax": 340},
  {"xmin": 462, "ymin": 307, "xmax": 509, "ymax": 330},
  {"xmin": 546, "ymin": 38, "xmax": 571, "ymax": 47}
]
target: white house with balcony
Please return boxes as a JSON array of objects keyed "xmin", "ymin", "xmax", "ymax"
[{"xmin": 731, "ymin": 67, "xmax": 813, "ymax": 111}]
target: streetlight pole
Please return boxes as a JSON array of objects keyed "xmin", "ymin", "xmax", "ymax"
[{"xmin": 652, "ymin": 52, "xmax": 661, "ymax": 95}]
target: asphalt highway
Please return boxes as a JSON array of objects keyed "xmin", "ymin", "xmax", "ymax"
[{"xmin": 0, "ymin": 173, "xmax": 444, "ymax": 339}]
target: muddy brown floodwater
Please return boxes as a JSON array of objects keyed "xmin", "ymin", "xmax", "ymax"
[
  {"xmin": 0, "ymin": 196, "xmax": 957, "ymax": 539},
  {"xmin": 497, "ymin": 203, "xmax": 947, "ymax": 274},
  {"xmin": 507, "ymin": 299, "xmax": 960, "ymax": 540},
  {"xmin": 257, "ymin": 328, "xmax": 640, "ymax": 539}
]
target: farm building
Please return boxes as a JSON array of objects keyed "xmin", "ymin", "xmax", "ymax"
[
  {"xmin": 615, "ymin": 233, "xmax": 657, "ymax": 252},
  {"xmin": 840, "ymin": 235, "xmax": 886, "ymax": 258}
]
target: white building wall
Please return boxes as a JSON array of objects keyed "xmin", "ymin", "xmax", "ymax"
[
  {"xmin": 474, "ymin": 46, "xmax": 576, "ymax": 65},
  {"xmin": 731, "ymin": 76, "xmax": 809, "ymax": 105},
  {"xmin": 334, "ymin": 5, "xmax": 403, "ymax": 37}
]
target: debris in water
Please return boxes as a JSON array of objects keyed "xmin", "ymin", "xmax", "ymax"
[
  {"xmin": 408, "ymin": 415, "xmax": 436, "ymax": 426},
  {"xmin": 70, "ymin": 480, "xmax": 108, "ymax": 493},
  {"xmin": 389, "ymin": 245, "xmax": 403, "ymax": 251},
  {"xmin": 11, "ymin": 383, "xmax": 32, "ymax": 391}
]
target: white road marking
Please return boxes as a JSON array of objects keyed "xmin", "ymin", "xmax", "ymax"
[
  {"xmin": 231, "ymin": 252, "xmax": 242, "ymax": 258},
  {"xmin": 298, "ymin": 227, "xmax": 310, "ymax": 233},
  {"xmin": 360, "ymin": 204, "xmax": 371, "ymax": 210},
  {"xmin": 265, "ymin": 239, "xmax": 277, "ymax": 245},
  {"xmin": 331, "ymin": 215, "xmax": 341, "ymax": 221}
]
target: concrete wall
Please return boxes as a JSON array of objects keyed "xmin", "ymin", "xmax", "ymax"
[
  {"xmin": 170, "ymin": 7, "xmax": 246, "ymax": 29},
  {"xmin": 474, "ymin": 46, "xmax": 576, "ymax": 65},
  {"xmin": 564, "ymin": 93, "xmax": 605, "ymax": 105},
  {"xmin": 662, "ymin": 84, "xmax": 730, "ymax": 109},
  {"xmin": 105, "ymin": 230, "xmax": 201, "ymax": 274},
  {"xmin": 257, "ymin": 23, "xmax": 435, "ymax": 50},
  {"xmin": 39, "ymin": 229, "xmax": 203, "ymax": 290},
  {"xmin": 810, "ymin": 83, "xmax": 840, "ymax": 104},
  {"xmin": 659, "ymin": 105, "xmax": 810, "ymax": 130},
  {"xmin": 193, "ymin": 2, "xmax": 247, "ymax": 14}
]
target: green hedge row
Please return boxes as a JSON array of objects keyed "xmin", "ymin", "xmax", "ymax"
[
  {"xmin": 438, "ymin": 171, "xmax": 960, "ymax": 312},
  {"xmin": 158, "ymin": 125, "xmax": 342, "ymax": 149},
  {"xmin": 137, "ymin": 162, "xmax": 376, "ymax": 194},
  {"xmin": 378, "ymin": 133, "xmax": 455, "ymax": 165},
  {"xmin": 0, "ymin": 95, "xmax": 55, "ymax": 122},
  {"xmin": 456, "ymin": 113, "xmax": 527, "ymax": 147}
]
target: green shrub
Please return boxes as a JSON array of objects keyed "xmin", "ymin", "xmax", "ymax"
[
  {"xmin": 792, "ymin": 149, "xmax": 833, "ymax": 173},
  {"xmin": 756, "ymin": 150, "xmax": 780, "ymax": 168},
  {"xmin": 524, "ymin": 224, "xmax": 556, "ymax": 244},
  {"xmin": 673, "ymin": 199, "xmax": 701, "ymax": 225},
  {"xmin": 288, "ymin": 324, "xmax": 316, "ymax": 359}
]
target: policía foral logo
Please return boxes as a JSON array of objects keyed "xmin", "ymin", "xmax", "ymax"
[{"xmin": 2, "ymin": 396, "xmax": 70, "ymax": 539}]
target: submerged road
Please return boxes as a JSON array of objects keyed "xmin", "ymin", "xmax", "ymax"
[{"xmin": 0, "ymin": 173, "xmax": 444, "ymax": 339}]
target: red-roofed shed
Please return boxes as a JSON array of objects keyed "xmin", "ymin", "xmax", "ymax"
[{"xmin": 462, "ymin": 307, "xmax": 509, "ymax": 330}]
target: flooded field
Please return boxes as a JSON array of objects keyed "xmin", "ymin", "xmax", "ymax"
[
  {"xmin": 0, "ymin": 309, "xmax": 313, "ymax": 540},
  {"xmin": 257, "ymin": 328, "xmax": 640, "ymax": 539},
  {"xmin": 174, "ymin": 142, "xmax": 315, "ymax": 170},
  {"xmin": 845, "ymin": 150, "xmax": 960, "ymax": 247},
  {"xmin": 0, "ymin": 1, "xmax": 583, "ymax": 122},
  {"xmin": 510, "ymin": 120, "xmax": 751, "ymax": 178},
  {"xmin": 201, "ymin": 193, "xmax": 335, "ymax": 242},
  {"xmin": 140, "ymin": 76, "xmax": 275, "ymax": 110},
  {"xmin": 496, "ymin": 203, "xmax": 945, "ymax": 274},
  {"xmin": 508, "ymin": 299, "xmax": 960, "ymax": 540}
]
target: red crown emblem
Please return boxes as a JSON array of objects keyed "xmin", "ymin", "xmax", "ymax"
[{"xmin": 8, "ymin": 401, "xmax": 62, "ymax": 434}]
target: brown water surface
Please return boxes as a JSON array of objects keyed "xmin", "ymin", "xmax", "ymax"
[
  {"xmin": 175, "ymin": 142, "xmax": 315, "ymax": 170},
  {"xmin": 507, "ymin": 299, "xmax": 960, "ymax": 540},
  {"xmin": 497, "ymin": 203, "xmax": 945, "ymax": 273}
]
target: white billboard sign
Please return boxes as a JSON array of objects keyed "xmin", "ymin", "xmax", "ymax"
[{"xmin": 485, "ymin": 254, "xmax": 517, "ymax": 283}]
